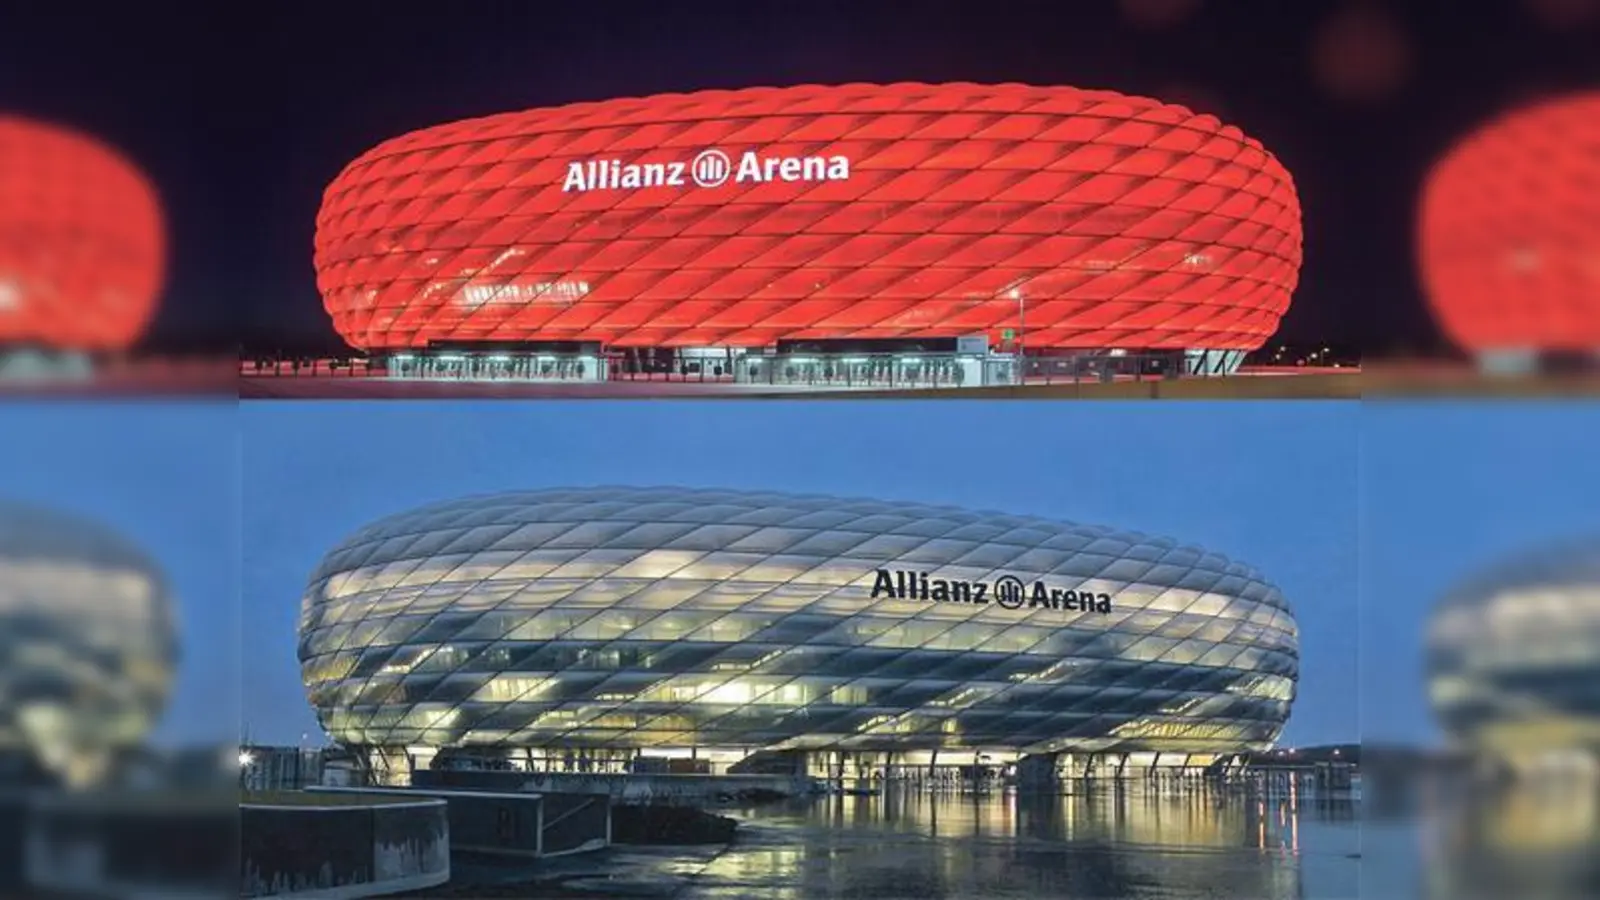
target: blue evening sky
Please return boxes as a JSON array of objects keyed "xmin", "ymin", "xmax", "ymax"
[
  {"xmin": 3, "ymin": 400, "xmax": 1584, "ymax": 754},
  {"xmin": 1359, "ymin": 401, "xmax": 1600, "ymax": 747},
  {"xmin": 0, "ymin": 401, "xmax": 239, "ymax": 747},
  {"xmin": 240, "ymin": 401, "xmax": 1360, "ymax": 749}
]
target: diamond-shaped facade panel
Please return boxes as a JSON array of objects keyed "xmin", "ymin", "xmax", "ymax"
[
  {"xmin": 314, "ymin": 83, "xmax": 1303, "ymax": 352},
  {"xmin": 1427, "ymin": 539, "xmax": 1600, "ymax": 753},
  {"xmin": 0, "ymin": 117, "xmax": 166, "ymax": 350},
  {"xmin": 299, "ymin": 487, "xmax": 1299, "ymax": 756},
  {"xmin": 1419, "ymin": 90, "xmax": 1600, "ymax": 352}
]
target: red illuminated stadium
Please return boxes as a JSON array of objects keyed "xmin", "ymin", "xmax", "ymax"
[
  {"xmin": 0, "ymin": 117, "xmax": 165, "ymax": 351},
  {"xmin": 1419, "ymin": 90, "xmax": 1600, "ymax": 368},
  {"xmin": 314, "ymin": 82, "xmax": 1302, "ymax": 382}
]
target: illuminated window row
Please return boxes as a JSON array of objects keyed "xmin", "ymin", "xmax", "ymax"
[
  {"xmin": 301, "ymin": 629, "xmax": 1296, "ymax": 687},
  {"xmin": 306, "ymin": 595, "xmax": 1288, "ymax": 644}
]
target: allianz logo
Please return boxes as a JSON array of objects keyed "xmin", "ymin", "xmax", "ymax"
[
  {"xmin": 562, "ymin": 148, "xmax": 851, "ymax": 193},
  {"xmin": 869, "ymin": 568, "xmax": 1114, "ymax": 614}
]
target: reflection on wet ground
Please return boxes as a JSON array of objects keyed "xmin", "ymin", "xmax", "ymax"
[
  {"xmin": 425, "ymin": 785, "xmax": 1361, "ymax": 898},
  {"xmin": 1370, "ymin": 767, "xmax": 1600, "ymax": 900},
  {"xmin": 692, "ymin": 789, "xmax": 1358, "ymax": 900}
]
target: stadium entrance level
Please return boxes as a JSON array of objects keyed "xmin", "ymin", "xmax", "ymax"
[{"xmin": 367, "ymin": 340, "xmax": 1242, "ymax": 386}]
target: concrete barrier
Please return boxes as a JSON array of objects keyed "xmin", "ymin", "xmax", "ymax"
[
  {"xmin": 240, "ymin": 797, "xmax": 449, "ymax": 899},
  {"xmin": 610, "ymin": 804, "xmax": 739, "ymax": 845},
  {"xmin": 0, "ymin": 788, "xmax": 235, "ymax": 899},
  {"xmin": 412, "ymin": 769, "xmax": 811, "ymax": 806},
  {"xmin": 310, "ymin": 786, "xmax": 610, "ymax": 859}
]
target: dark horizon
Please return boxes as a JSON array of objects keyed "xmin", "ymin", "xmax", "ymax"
[{"xmin": 2, "ymin": 0, "xmax": 1595, "ymax": 356}]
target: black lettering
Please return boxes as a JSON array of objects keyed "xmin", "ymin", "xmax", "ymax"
[
  {"xmin": 897, "ymin": 570, "xmax": 910, "ymax": 599},
  {"xmin": 918, "ymin": 572, "xmax": 929, "ymax": 601},
  {"xmin": 972, "ymin": 583, "xmax": 988, "ymax": 604},
  {"xmin": 950, "ymin": 581, "xmax": 971, "ymax": 604},
  {"xmin": 1096, "ymin": 593, "xmax": 1113, "ymax": 613},
  {"xmin": 871, "ymin": 569, "xmax": 894, "ymax": 599},
  {"xmin": 931, "ymin": 580, "xmax": 950, "ymax": 602},
  {"xmin": 1029, "ymin": 581, "xmax": 1051, "ymax": 609}
]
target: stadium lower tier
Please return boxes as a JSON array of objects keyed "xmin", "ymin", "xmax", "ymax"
[
  {"xmin": 369, "ymin": 343, "xmax": 1247, "ymax": 385},
  {"xmin": 351, "ymin": 745, "xmax": 1268, "ymax": 785}
]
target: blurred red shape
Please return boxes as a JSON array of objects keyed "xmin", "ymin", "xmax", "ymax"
[
  {"xmin": 1418, "ymin": 91, "xmax": 1600, "ymax": 352},
  {"xmin": 1311, "ymin": 5, "xmax": 1412, "ymax": 103},
  {"xmin": 0, "ymin": 117, "xmax": 165, "ymax": 351},
  {"xmin": 1117, "ymin": 0, "xmax": 1203, "ymax": 29},
  {"xmin": 314, "ymin": 83, "xmax": 1302, "ymax": 353},
  {"xmin": 1524, "ymin": 0, "xmax": 1600, "ymax": 30}
]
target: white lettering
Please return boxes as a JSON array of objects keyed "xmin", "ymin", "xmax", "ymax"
[
  {"xmin": 562, "ymin": 162, "xmax": 587, "ymax": 192},
  {"xmin": 562, "ymin": 151, "xmax": 853, "ymax": 192},
  {"xmin": 458, "ymin": 281, "xmax": 591, "ymax": 307},
  {"xmin": 737, "ymin": 151, "xmax": 763, "ymax": 183}
]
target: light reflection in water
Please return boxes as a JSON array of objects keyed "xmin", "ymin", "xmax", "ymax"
[
  {"xmin": 699, "ymin": 784, "xmax": 1358, "ymax": 899},
  {"xmin": 1417, "ymin": 767, "xmax": 1600, "ymax": 900}
]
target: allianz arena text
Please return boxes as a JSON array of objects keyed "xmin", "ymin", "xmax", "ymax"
[
  {"xmin": 314, "ymin": 83, "xmax": 1303, "ymax": 369},
  {"xmin": 298, "ymin": 488, "xmax": 1299, "ymax": 771}
]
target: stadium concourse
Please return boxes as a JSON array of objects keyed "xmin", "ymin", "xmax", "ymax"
[{"xmin": 239, "ymin": 357, "xmax": 1360, "ymax": 399}]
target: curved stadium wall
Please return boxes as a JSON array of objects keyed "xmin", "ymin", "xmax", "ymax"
[
  {"xmin": 1419, "ymin": 90, "xmax": 1600, "ymax": 356},
  {"xmin": 314, "ymin": 83, "xmax": 1302, "ymax": 356},
  {"xmin": 0, "ymin": 116, "xmax": 166, "ymax": 351},
  {"xmin": 1427, "ymin": 538, "xmax": 1600, "ymax": 755},
  {"xmin": 0, "ymin": 501, "xmax": 177, "ymax": 786},
  {"xmin": 298, "ymin": 487, "xmax": 1298, "ymax": 760}
]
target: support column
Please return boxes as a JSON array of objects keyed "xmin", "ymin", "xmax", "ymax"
[
  {"xmin": 1016, "ymin": 753, "xmax": 1062, "ymax": 793},
  {"xmin": 535, "ymin": 795, "xmax": 545, "ymax": 858}
]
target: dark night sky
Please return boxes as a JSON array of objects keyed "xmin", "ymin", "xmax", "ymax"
[{"xmin": 0, "ymin": 0, "xmax": 1595, "ymax": 354}]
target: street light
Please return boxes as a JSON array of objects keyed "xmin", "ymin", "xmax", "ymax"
[
  {"xmin": 238, "ymin": 751, "xmax": 254, "ymax": 768},
  {"xmin": 1008, "ymin": 287, "xmax": 1025, "ymax": 384}
]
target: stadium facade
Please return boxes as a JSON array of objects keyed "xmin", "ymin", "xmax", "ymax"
[
  {"xmin": 298, "ymin": 487, "xmax": 1299, "ymax": 780},
  {"xmin": 1419, "ymin": 90, "xmax": 1600, "ymax": 374},
  {"xmin": 0, "ymin": 502, "xmax": 177, "ymax": 788},
  {"xmin": 1427, "ymin": 538, "xmax": 1600, "ymax": 764},
  {"xmin": 0, "ymin": 117, "xmax": 165, "ymax": 379},
  {"xmin": 314, "ymin": 83, "xmax": 1303, "ymax": 387}
]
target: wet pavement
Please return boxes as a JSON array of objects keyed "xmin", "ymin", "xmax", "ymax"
[
  {"xmin": 410, "ymin": 786, "xmax": 1361, "ymax": 899},
  {"xmin": 1361, "ymin": 768, "xmax": 1600, "ymax": 900}
]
